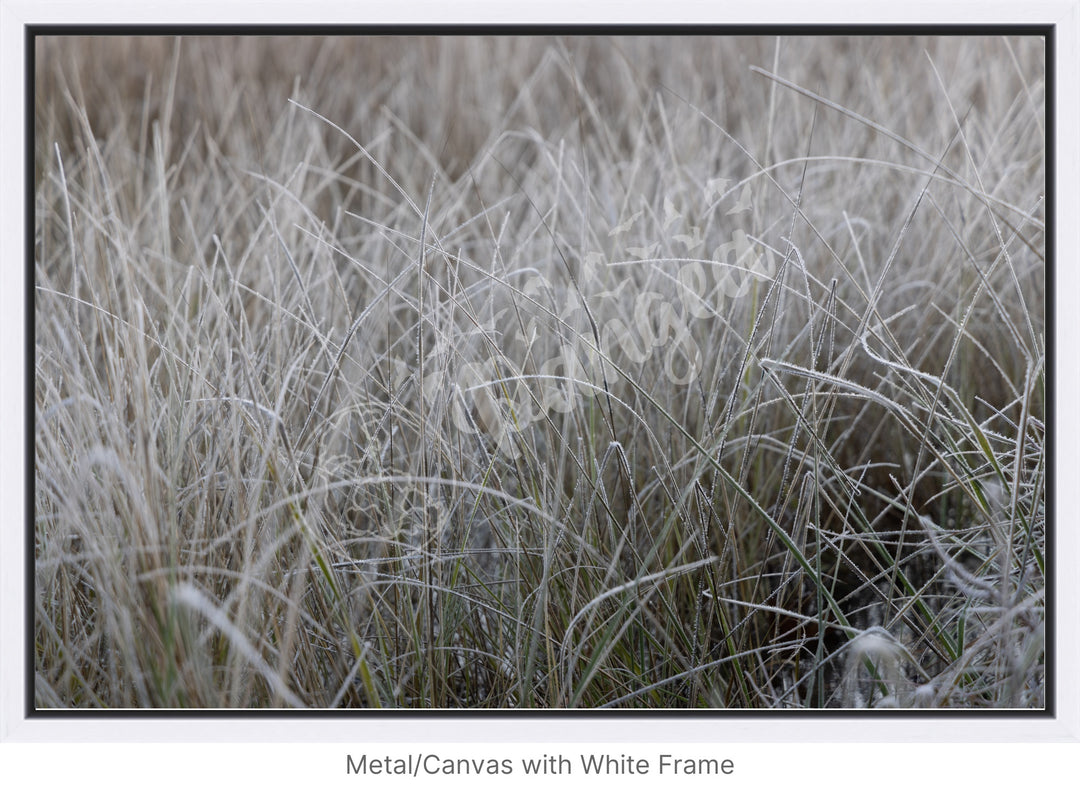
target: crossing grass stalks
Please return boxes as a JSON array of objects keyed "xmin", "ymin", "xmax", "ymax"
[{"xmin": 34, "ymin": 34, "xmax": 1045, "ymax": 708}]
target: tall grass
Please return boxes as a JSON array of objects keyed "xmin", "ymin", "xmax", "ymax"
[{"xmin": 34, "ymin": 34, "xmax": 1045, "ymax": 708}]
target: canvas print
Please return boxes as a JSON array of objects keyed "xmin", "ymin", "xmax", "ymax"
[{"xmin": 33, "ymin": 33, "xmax": 1046, "ymax": 709}]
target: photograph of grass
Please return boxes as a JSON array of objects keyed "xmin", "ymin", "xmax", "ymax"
[{"xmin": 33, "ymin": 32, "xmax": 1046, "ymax": 709}]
